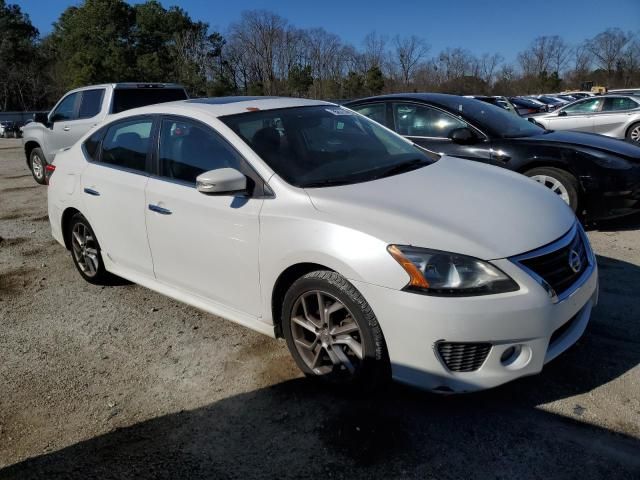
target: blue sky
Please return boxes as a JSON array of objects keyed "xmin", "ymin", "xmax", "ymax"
[{"xmin": 13, "ymin": 0, "xmax": 640, "ymax": 63}]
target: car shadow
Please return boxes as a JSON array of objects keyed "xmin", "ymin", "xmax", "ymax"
[
  {"xmin": 586, "ymin": 212, "xmax": 640, "ymax": 232},
  {"xmin": 1, "ymin": 255, "xmax": 639, "ymax": 479}
]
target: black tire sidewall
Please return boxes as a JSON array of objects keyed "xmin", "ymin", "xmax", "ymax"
[
  {"xmin": 525, "ymin": 166, "xmax": 579, "ymax": 213},
  {"xmin": 282, "ymin": 271, "xmax": 388, "ymax": 387},
  {"xmin": 69, "ymin": 213, "xmax": 109, "ymax": 284},
  {"xmin": 626, "ymin": 122, "xmax": 640, "ymax": 144},
  {"xmin": 30, "ymin": 148, "xmax": 47, "ymax": 185}
]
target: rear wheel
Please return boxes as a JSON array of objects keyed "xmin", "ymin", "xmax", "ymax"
[
  {"xmin": 68, "ymin": 213, "xmax": 112, "ymax": 285},
  {"xmin": 626, "ymin": 122, "xmax": 640, "ymax": 144},
  {"xmin": 29, "ymin": 147, "xmax": 47, "ymax": 185},
  {"xmin": 282, "ymin": 271, "xmax": 390, "ymax": 389},
  {"xmin": 525, "ymin": 166, "xmax": 579, "ymax": 213}
]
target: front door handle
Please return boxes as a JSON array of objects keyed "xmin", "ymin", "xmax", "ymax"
[
  {"xmin": 83, "ymin": 188, "xmax": 100, "ymax": 196},
  {"xmin": 148, "ymin": 204, "xmax": 172, "ymax": 215},
  {"xmin": 63, "ymin": 126, "xmax": 71, "ymax": 131}
]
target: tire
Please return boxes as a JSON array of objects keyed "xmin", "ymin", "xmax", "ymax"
[
  {"xmin": 626, "ymin": 122, "xmax": 640, "ymax": 144},
  {"xmin": 29, "ymin": 147, "xmax": 47, "ymax": 185},
  {"xmin": 524, "ymin": 166, "xmax": 579, "ymax": 213},
  {"xmin": 282, "ymin": 270, "xmax": 390, "ymax": 389},
  {"xmin": 68, "ymin": 213, "xmax": 112, "ymax": 285}
]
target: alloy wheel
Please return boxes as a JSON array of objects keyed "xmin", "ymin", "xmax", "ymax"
[
  {"xmin": 31, "ymin": 155, "xmax": 43, "ymax": 180},
  {"xmin": 71, "ymin": 222, "xmax": 100, "ymax": 277},
  {"xmin": 530, "ymin": 174, "xmax": 570, "ymax": 205},
  {"xmin": 290, "ymin": 290, "xmax": 364, "ymax": 376},
  {"xmin": 630, "ymin": 125, "xmax": 640, "ymax": 143}
]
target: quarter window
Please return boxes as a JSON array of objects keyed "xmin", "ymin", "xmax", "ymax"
[
  {"xmin": 101, "ymin": 119, "xmax": 153, "ymax": 171},
  {"xmin": 602, "ymin": 97, "xmax": 638, "ymax": 112},
  {"xmin": 158, "ymin": 118, "xmax": 242, "ymax": 183},
  {"xmin": 50, "ymin": 93, "xmax": 79, "ymax": 122},
  {"xmin": 83, "ymin": 129, "xmax": 103, "ymax": 161},
  {"xmin": 393, "ymin": 103, "xmax": 467, "ymax": 138},
  {"xmin": 78, "ymin": 89, "xmax": 105, "ymax": 119},
  {"xmin": 351, "ymin": 103, "xmax": 387, "ymax": 126}
]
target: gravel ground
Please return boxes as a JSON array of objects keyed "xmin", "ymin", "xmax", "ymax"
[{"xmin": 0, "ymin": 137, "xmax": 639, "ymax": 479}]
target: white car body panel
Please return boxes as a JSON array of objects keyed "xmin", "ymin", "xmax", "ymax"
[{"xmin": 47, "ymin": 97, "xmax": 598, "ymax": 392}]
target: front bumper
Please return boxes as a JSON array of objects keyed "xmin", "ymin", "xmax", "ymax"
[
  {"xmin": 582, "ymin": 164, "xmax": 640, "ymax": 220},
  {"xmin": 351, "ymin": 254, "xmax": 598, "ymax": 393}
]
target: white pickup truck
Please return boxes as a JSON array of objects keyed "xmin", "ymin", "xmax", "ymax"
[{"xmin": 22, "ymin": 83, "xmax": 188, "ymax": 184}]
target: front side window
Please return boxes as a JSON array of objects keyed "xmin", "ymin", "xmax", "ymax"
[
  {"xmin": 50, "ymin": 93, "xmax": 79, "ymax": 122},
  {"xmin": 350, "ymin": 103, "xmax": 387, "ymax": 126},
  {"xmin": 563, "ymin": 98, "xmax": 603, "ymax": 114},
  {"xmin": 158, "ymin": 118, "xmax": 243, "ymax": 183},
  {"xmin": 393, "ymin": 103, "xmax": 467, "ymax": 138},
  {"xmin": 101, "ymin": 118, "xmax": 153, "ymax": 171},
  {"xmin": 221, "ymin": 105, "xmax": 438, "ymax": 188},
  {"xmin": 602, "ymin": 97, "xmax": 639, "ymax": 112},
  {"xmin": 78, "ymin": 89, "xmax": 105, "ymax": 119}
]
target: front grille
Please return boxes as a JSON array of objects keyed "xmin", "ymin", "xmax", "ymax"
[
  {"xmin": 436, "ymin": 342, "xmax": 491, "ymax": 372},
  {"xmin": 518, "ymin": 229, "xmax": 588, "ymax": 296}
]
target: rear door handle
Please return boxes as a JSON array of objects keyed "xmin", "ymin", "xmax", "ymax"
[
  {"xmin": 83, "ymin": 188, "xmax": 100, "ymax": 196},
  {"xmin": 148, "ymin": 204, "xmax": 172, "ymax": 215},
  {"xmin": 63, "ymin": 126, "xmax": 71, "ymax": 131}
]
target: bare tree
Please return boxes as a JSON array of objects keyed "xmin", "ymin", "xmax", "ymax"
[
  {"xmin": 393, "ymin": 35, "xmax": 429, "ymax": 86},
  {"xmin": 479, "ymin": 52, "xmax": 503, "ymax": 85},
  {"xmin": 361, "ymin": 31, "xmax": 387, "ymax": 71},
  {"xmin": 586, "ymin": 28, "xmax": 631, "ymax": 81}
]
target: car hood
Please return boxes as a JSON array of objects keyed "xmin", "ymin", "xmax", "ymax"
[
  {"xmin": 526, "ymin": 130, "xmax": 640, "ymax": 161},
  {"xmin": 305, "ymin": 156, "xmax": 575, "ymax": 260}
]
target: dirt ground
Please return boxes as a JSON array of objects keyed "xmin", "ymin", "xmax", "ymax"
[{"xmin": 0, "ymin": 137, "xmax": 639, "ymax": 479}]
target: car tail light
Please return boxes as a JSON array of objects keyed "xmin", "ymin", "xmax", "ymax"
[{"xmin": 45, "ymin": 164, "xmax": 56, "ymax": 184}]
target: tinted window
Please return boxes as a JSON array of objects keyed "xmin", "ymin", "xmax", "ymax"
[
  {"xmin": 350, "ymin": 103, "xmax": 387, "ymax": 125},
  {"xmin": 221, "ymin": 106, "xmax": 438, "ymax": 188},
  {"xmin": 101, "ymin": 119, "xmax": 153, "ymax": 171},
  {"xmin": 51, "ymin": 93, "xmax": 79, "ymax": 122},
  {"xmin": 78, "ymin": 89, "xmax": 105, "ymax": 119},
  {"xmin": 563, "ymin": 98, "xmax": 603, "ymax": 114},
  {"xmin": 159, "ymin": 119, "xmax": 242, "ymax": 183},
  {"xmin": 83, "ymin": 129, "xmax": 104, "ymax": 161},
  {"xmin": 393, "ymin": 103, "xmax": 467, "ymax": 138},
  {"xmin": 112, "ymin": 88, "xmax": 188, "ymax": 114},
  {"xmin": 603, "ymin": 97, "xmax": 638, "ymax": 111}
]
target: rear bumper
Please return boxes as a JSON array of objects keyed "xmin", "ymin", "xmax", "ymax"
[{"xmin": 351, "ymin": 257, "xmax": 598, "ymax": 393}]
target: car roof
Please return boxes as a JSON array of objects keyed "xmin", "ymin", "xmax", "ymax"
[
  {"xmin": 106, "ymin": 96, "xmax": 333, "ymax": 120},
  {"xmin": 345, "ymin": 92, "xmax": 476, "ymax": 108}
]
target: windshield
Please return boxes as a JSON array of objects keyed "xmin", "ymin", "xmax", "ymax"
[
  {"xmin": 435, "ymin": 96, "xmax": 545, "ymax": 138},
  {"xmin": 220, "ymin": 105, "xmax": 439, "ymax": 188}
]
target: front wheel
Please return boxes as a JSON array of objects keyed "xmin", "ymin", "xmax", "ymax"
[
  {"xmin": 626, "ymin": 122, "xmax": 640, "ymax": 144},
  {"xmin": 282, "ymin": 271, "xmax": 390, "ymax": 389},
  {"xmin": 524, "ymin": 167, "xmax": 579, "ymax": 213}
]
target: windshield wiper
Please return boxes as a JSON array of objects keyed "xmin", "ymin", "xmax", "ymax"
[{"xmin": 373, "ymin": 158, "xmax": 429, "ymax": 179}]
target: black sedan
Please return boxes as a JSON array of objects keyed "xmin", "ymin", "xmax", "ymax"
[
  {"xmin": 345, "ymin": 93, "xmax": 640, "ymax": 221},
  {"xmin": 509, "ymin": 97, "xmax": 549, "ymax": 116}
]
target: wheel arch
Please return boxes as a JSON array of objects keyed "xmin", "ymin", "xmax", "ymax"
[
  {"xmin": 61, "ymin": 207, "xmax": 81, "ymax": 250},
  {"xmin": 271, "ymin": 262, "xmax": 335, "ymax": 338},
  {"xmin": 24, "ymin": 140, "xmax": 42, "ymax": 166},
  {"xmin": 516, "ymin": 158, "xmax": 583, "ymax": 192},
  {"xmin": 625, "ymin": 121, "xmax": 640, "ymax": 140}
]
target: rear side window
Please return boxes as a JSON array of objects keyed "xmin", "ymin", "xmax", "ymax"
[
  {"xmin": 158, "ymin": 118, "xmax": 243, "ymax": 183},
  {"xmin": 393, "ymin": 103, "xmax": 467, "ymax": 138},
  {"xmin": 111, "ymin": 88, "xmax": 188, "ymax": 114},
  {"xmin": 603, "ymin": 97, "xmax": 638, "ymax": 112},
  {"xmin": 78, "ymin": 89, "xmax": 105, "ymax": 119},
  {"xmin": 100, "ymin": 119, "xmax": 153, "ymax": 172}
]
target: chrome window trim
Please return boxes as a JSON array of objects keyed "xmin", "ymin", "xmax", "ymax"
[{"xmin": 509, "ymin": 222, "xmax": 595, "ymax": 304}]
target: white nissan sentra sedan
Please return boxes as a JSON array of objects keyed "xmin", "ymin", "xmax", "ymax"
[{"xmin": 46, "ymin": 97, "xmax": 598, "ymax": 393}]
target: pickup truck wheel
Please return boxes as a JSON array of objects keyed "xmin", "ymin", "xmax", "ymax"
[
  {"xmin": 30, "ymin": 147, "xmax": 47, "ymax": 185},
  {"xmin": 282, "ymin": 270, "xmax": 390, "ymax": 390},
  {"xmin": 524, "ymin": 167, "xmax": 579, "ymax": 212}
]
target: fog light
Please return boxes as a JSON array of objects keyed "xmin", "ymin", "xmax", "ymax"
[
  {"xmin": 500, "ymin": 344, "xmax": 532, "ymax": 370},
  {"xmin": 501, "ymin": 346, "xmax": 517, "ymax": 364}
]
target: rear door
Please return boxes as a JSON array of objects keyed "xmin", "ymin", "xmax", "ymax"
[
  {"xmin": 594, "ymin": 97, "xmax": 640, "ymax": 137},
  {"xmin": 80, "ymin": 116, "xmax": 156, "ymax": 278}
]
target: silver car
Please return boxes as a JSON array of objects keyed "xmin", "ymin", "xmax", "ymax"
[{"xmin": 535, "ymin": 95, "xmax": 640, "ymax": 143}]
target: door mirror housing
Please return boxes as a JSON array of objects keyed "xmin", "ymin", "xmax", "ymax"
[
  {"xmin": 196, "ymin": 168, "xmax": 247, "ymax": 195},
  {"xmin": 33, "ymin": 112, "xmax": 50, "ymax": 126},
  {"xmin": 558, "ymin": 110, "xmax": 567, "ymax": 117},
  {"xmin": 449, "ymin": 127, "xmax": 478, "ymax": 144}
]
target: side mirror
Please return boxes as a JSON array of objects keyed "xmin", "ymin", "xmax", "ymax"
[
  {"xmin": 449, "ymin": 127, "xmax": 477, "ymax": 144},
  {"xmin": 196, "ymin": 168, "xmax": 247, "ymax": 195},
  {"xmin": 558, "ymin": 110, "xmax": 567, "ymax": 117},
  {"xmin": 33, "ymin": 112, "xmax": 49, "ymax": 126}
]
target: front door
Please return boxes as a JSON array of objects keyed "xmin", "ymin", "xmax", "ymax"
[{"xmin": 144, "ymin": 117, "xmax": 263, "ymax": 316}]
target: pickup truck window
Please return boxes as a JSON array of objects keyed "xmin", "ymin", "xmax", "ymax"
[
  {"xmin": 78, "ymin": 89, "xmax": 105, "ymax": 119},
  {"xmin": 112, "ymin": 88, "xmax": 188, "ymax": 114},
  {"xmin": 51, "ymin": 92, "xmax": 79, "ymax": 122}
]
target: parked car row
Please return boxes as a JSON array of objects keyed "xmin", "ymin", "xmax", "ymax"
[
  {"xmin": 12, "ymin": 85, "xmax": 640, "ymax": 393},
  {"xmin": 0, "ymin": 120, "xmax": 23, "ymax": 138}
]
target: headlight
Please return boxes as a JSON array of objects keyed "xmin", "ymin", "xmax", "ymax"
[{"xmin": 388, "ymin": 245, "xmax": 519, "ymax": 296}]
